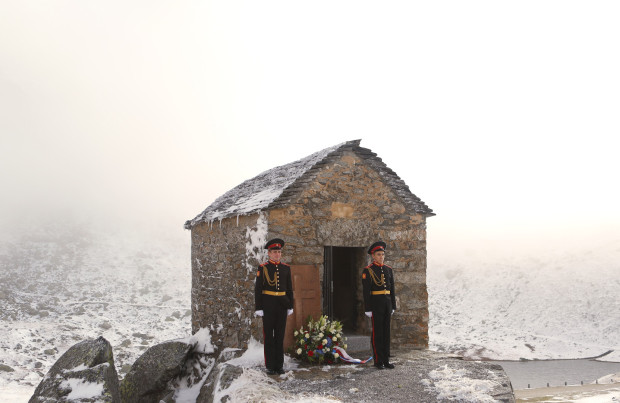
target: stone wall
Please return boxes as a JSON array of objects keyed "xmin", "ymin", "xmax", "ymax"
[
  {"xmin": 267, "ymin": 150, "xmax": 429, "ymax": 348},
  {"xmin": 191, "ymin": 150, "xmax": 430, "ymax": 350},
  {"xmin": 190, "ymin": 213, "xmax": 266, "ymax": 351}
]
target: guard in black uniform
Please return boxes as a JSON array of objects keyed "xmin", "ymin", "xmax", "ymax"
[
  {"xmin": 362, "ymin": 241, "xmax": 396, "ymax": 369},
  {"xmin": 254, "ymin": 238, "xmax": 294, "ymax": 375}
]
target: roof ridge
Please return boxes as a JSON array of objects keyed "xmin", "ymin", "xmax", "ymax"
[{"xmin": 184, "ymin": 139, "xmax": 433, "ymax": 229}]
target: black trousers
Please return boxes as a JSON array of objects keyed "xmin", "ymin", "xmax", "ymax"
[
  {"xmin": 262, "ymin": 295, "xmax": 288, "ymax": 371},
  {"xmin": 370, "ymin": 295, "xmax": 392, "ymax": 365}
]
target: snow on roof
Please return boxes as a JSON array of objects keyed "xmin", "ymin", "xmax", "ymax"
[{"xmin": 185, "ymin": 139, "xmax": 434, "ymax": 229}]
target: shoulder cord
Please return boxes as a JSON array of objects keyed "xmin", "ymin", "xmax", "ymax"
[
  {"xmin": 262, "ymin": 266, "xmax": 278, "ymax": 287},
  {"xmin": 368, "ymin": 267, "xmax": 385, "ymax": 287}
]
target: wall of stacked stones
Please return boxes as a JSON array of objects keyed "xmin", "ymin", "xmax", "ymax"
[
  {"xmin": 191, "ymin": 151, "xmax": 429, "ymax": 350},
  {"xmin": 266, "ymin": 151, "xmax": 429, "ymax": 348},
  {"xmin": 190, "ymin": 213, "xmax": 266, "ymax": 351}
]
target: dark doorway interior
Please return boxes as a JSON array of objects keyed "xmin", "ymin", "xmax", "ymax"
[{"xmin": 324, "ymin": 246, "xmax": 366, "ymax": 333}]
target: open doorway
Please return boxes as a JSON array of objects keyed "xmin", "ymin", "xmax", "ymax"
[{"xmin": 323, "ymin": 246, "xmax": 367, "ymax": 333}]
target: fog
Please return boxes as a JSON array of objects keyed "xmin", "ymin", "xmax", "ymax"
[{"xmin": 2, "ymin": 1, "xmax": 619, "ymax": 265}]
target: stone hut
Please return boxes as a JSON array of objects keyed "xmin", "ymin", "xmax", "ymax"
[{"xmin": 184, "ymin": 140, "xmax": 434, "ymax": 352}]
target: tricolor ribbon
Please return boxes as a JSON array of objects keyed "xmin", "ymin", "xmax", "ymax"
[{"xmin": 333, "ymin": 346, "xmax": 373, "ymax": 364}]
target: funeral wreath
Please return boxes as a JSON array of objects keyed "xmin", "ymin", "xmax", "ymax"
[{"xmin": 292, "ymin": 315, "xmax": 347, "ymax": 364}]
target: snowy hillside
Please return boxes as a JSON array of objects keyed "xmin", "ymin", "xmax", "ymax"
[
  {"xmin": 0, "ymin": 219, "xmax": 618, "ymax": 400},
  {"xmin": 428, "ymin": 241, "xmax": 620, "ymax": 361},
  {"xmin": 0, "ymin": 219, "xmax": 192, "ymax": 396}
]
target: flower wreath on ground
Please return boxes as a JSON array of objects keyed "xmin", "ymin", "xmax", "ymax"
[{"xmin": 292, "ymin": 315, "xmax": 347, "ymax": 364}]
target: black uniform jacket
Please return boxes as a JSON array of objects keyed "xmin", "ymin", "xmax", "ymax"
[
  {"xmin": 255, "ymin": 260, "xmax": 294, "ymax": 311},
  {"xmin": 362, "ymin": 263, "xmax": 396, "ymax": 312}
]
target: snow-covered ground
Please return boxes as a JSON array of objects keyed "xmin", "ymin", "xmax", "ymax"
[
  {"xmin": 0, "ymin": 218, "xmax": 192, "ymax": 400},
  {"xmin": 428, "ymin": 241, "xmax": 620, "ymax": 361},
  {"xmin": 0, "ymin": 219, "xmax": 618, "ymax": 401}
]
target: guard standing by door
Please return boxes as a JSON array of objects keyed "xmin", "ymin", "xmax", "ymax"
[
  {"xmin": 255, "ymin": 238, "xmax": 294, "ymax": 375},
  {"xmin": 362, "ymin": 241, "xmax": 396, "ymax": 369}
]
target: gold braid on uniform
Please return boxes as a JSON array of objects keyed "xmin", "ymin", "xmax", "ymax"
[
  {"xmin": 263, "ymin": 266, "xmax": 278, "ymax": 287},
  {"xmin": 368, "ymin": 267, "xmax": 385, "ymax": 287}
]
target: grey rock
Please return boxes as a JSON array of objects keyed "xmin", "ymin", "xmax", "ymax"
[
  {"xmin": 29, "ymin": 336, "xmax": 120, "ymax": 403},
  {"xmin": 119, "ymin": 341, "xmax": 191, "ymax": 403},
  {"xmin": 132, "ymin": 332, "xmax": 153, "ymax": 340},
  {"xmin": 0, "ymin": 364, "xmax": 15, "ymax": 372},
  {"xmin": 43, "ymin": 349, "xmax": 56, "ymax": 355},
  {"xmin": 99, "ymin": 321, "xmax": 112, "ymax": 330},
  {"xmin": 120, "ymin": 364, "xmax": 132, "ymax": 374}
]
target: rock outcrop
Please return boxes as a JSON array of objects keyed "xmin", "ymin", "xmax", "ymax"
[
  {"xmin": 29, "ymin": 330, "xmax": 222, "ymax": 403},
  {"xmin": 29, "ymin": 336, "xmax": 120, "ymax": 402},
  {"xmin": 119, "ymin": 341, "xmax": 192, "ymax": 403}
]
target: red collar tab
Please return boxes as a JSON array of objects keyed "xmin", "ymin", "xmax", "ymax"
[{"xmin": 269, "ymin": 259, "xmax": 281, "ymax": 265}]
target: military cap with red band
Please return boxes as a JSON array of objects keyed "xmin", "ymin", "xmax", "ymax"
[
  {"xmin": 367, "ymin": 241, "xmax": 387, "ymax": 255},
  {"xmin": 265, "ymin": 238, "xmax": 285, "ymax": 250}
]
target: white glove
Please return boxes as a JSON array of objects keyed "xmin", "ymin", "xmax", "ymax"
[
  {"xmin": 287, "ymin": 309, "xmax": 294, "ymax": 316},
  {"xmin": 255, "ymin": 310, "xmax": 264, "ymax": 317},
  {"xmin": 391, "ymin": 310, "xmax": 394, "ymax": 315},
  {"xmin": 365, "ymin": 311, "xmax": 372, "ymax": 318}
]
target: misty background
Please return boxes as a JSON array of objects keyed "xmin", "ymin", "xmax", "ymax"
[
  {"xmin": 2, "ymin": 1, "xmax": 619, "ymax": 265},
  {"xmin": 2, "ymin": 4, "xmax": 620, "ymax": 400}
]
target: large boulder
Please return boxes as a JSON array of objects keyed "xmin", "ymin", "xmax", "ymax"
[
  {"xmin": 29, "ymin": 336, "xmax": 120, "ymax": 403},
  {"xmin": 119, "ymin": 341, "xmax": 192, "ymax": 403}
]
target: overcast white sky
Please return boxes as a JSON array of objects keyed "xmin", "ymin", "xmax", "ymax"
[{"xmin": 1, "ymin": 1, "xmax": 619, "ymax": 260}]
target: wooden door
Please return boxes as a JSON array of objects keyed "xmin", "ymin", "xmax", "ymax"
[{"xmin": 284, "ymin": 264, "xmax": 321, "ymax": 350}]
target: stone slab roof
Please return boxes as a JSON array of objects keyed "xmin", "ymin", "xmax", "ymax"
[{"xmin": 184, "ymin": 140, "xmax": 434, "ymax": 229}]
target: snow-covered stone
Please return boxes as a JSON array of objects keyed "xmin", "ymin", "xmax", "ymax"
[
  {"xmin": 29, "ymin": 336, "xmax": 120, "ymax": 403},
  {"xmin": 119, "ymin": 340, "xmax": 191, "ymax": 403}
]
